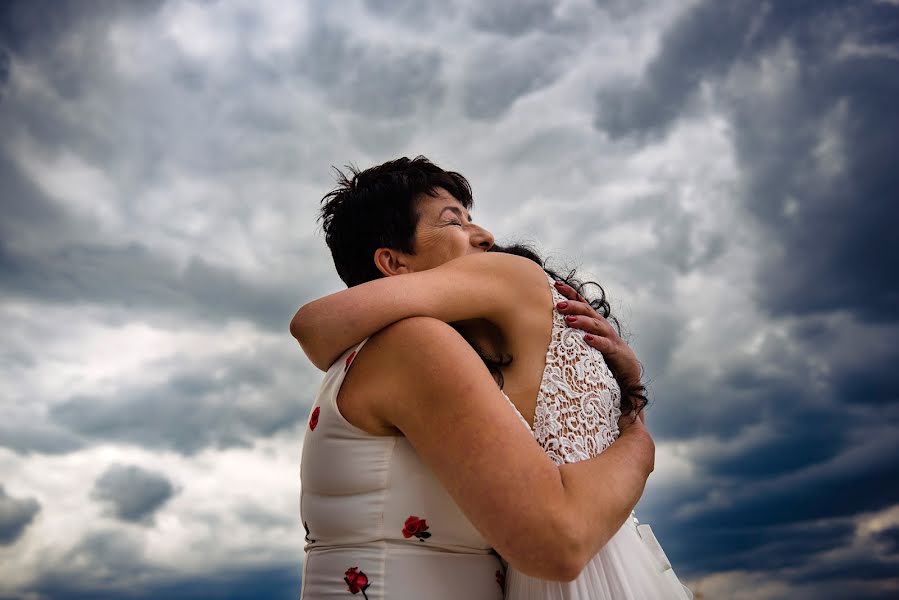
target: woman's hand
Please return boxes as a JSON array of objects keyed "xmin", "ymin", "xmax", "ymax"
[{"xmin": 552, "ymin": 280, "xmax": 646, "ymax": 416}]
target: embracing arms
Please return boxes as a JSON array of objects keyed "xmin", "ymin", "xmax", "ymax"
[
  {"xmin": 364, "ymin": 317, "xmax": 654, "ymax": 581},
  {"xmin": 290, "ymin": 252, "xmax": 547, "ymax": 371}
]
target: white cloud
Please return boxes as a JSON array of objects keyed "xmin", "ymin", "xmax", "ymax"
[{"xmin": 1, "ymin": 0, "xmax": 894, "ymax": 596}]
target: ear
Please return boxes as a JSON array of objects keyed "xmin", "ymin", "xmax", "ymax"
[{"xmin": 373, "ymin": 247, "xmax": 413, "ymax": 277}]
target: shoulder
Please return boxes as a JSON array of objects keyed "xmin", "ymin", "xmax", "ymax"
[
  {"xmin": 447, "ymin": 251, "xmax": 547, "ymax": 280},
  {"xmin": 361, "ymin": 316, "xmax": 497, "ymax": 392},
  {"xmin": 441, "ymin": 252, "xmax": 551, "ymax": 303},
  {"xmin": 365, "ymin": 317, "xmax": 474, "ymax": 373},
  {"xmin": 339, "ymin": 318, "xmax": 466, "ymax": 431},
  {"xmin": 354, "ymin": 317, "xmax": 496, "ymax": 421}
]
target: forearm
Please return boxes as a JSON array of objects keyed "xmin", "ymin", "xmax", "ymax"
[
  {"xmin": 291, "ymin": 254, "xmax": 536, "ymax": 370},
  {"xmin": 291, "ymin": 279, "xmax": 431, "ymax": 370},
  {"xmin": 499, "ymin": 425, "xmax": 653, "ymax": 580},
  {"xmin": 557, "ymin": 425, "xmax": 654, "ymax": 564}
]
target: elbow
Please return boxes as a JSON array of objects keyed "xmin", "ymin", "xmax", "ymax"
[
  {"xmin": 542, "ymin": 553, "xmax": 588, "ymax": 583},
  {"xmin": 544, "ymin": 520, "xmax": 593, "ymax": 581},
  {"xmin": 511, "ymin": 546, "xmax": 588, "ymax": 582},
  {"xmin": 289, "ymin": 306, "xmax": 329, "ymax": 372},
  {"xmin": 544, "ymin": 511, "xmax": 619, "ymax": 581},
  {"xmin": 505, "ymin": 516, "xmax": 595, "ymax": 582},
  {"xmin": 290, "ymin": 303, "xmax": 320, "ymax": 352},
  {"xmin": 289, "ymin": 306, "xmax": 307, "ymax": 344}
]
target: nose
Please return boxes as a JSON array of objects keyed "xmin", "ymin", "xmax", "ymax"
[{"xmin": 471, "ymin": 225, "xmax": 494, "ymax": 251}]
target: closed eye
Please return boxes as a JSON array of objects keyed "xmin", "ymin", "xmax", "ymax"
[{"xmin": 439, "ymin": 206, "xmax": 472, "ymax": 226}]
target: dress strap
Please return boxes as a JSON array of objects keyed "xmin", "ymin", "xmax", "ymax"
[{"xmin": 501, "ymin": 392, "xmax": 532, "ymax": 431}]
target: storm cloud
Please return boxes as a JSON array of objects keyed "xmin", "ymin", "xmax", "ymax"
[
  {"xmin": 0, "ymin": 485, "xmax": 41, "ymax": 545},
  {"xmin": 1, "ymin": 0, "xmax": 897, "ymax": 598},
  {"xmin": 92, "ymin": 464, "xmax": 176, "ymax": 523}
]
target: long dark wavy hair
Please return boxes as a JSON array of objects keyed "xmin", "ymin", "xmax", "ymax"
[{"xmin": 479, "ymin": 242, "xmax": 648, "ymax": 417}]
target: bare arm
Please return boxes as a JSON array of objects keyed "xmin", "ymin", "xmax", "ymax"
[
  {"xmin": 366, "ymin": 317, "xmax": 654, "ymax": 581},
  {"xmin": 290, "ymin": 252, "xmax": 547, "ymax": 370}
]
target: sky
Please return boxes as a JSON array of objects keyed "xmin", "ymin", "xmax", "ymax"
[{"xmin": 1, "ymin": 0, "xmax": 898, "ymax": 598}]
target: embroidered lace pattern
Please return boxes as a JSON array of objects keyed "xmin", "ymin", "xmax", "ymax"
[{"xmin": 532, "ymin": 275, "xmax": 622, "ymax": 465}]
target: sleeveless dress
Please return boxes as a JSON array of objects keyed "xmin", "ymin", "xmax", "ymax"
[
  {"xmin": 300, "ymin": 275, "xmax": 690, "ymax": 599},
  {"xmin": 502, "ymin": 276, "xmax": 692, "ymax": 600},
  {"xmin": 300, "ymin": 340, "xmax": 504, "ymax": 600}
]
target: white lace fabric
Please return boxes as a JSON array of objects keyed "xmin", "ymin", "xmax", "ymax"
[
  {"xmin": 531, "ymin": 276, "xmax": 622, "ymax": 465},
  {"xmin": 503, "ymin": 277, "xmax": 692, "ymax": 599}
]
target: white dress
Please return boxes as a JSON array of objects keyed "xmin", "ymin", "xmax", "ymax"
[
  {"xmin": 301, "ymin": 340, "xmax": 504, "ymax": 600},
  {"xmin": 503, "ymin": 276, "xmax": 693, "ymax": 600}
]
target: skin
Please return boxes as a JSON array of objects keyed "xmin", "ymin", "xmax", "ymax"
[
  {"xmin": 295, "ymin": 188, "xmax": 643, "ymax": 408},
  {"xmin": 372, "ymin": 188, "xmax": 495, "ymax": 273},
  {"xmin": 294, "ymin": 188, "xmax": 655, "ymax": 580}
]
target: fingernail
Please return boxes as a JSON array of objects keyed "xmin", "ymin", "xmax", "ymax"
[
  {"xmin": 556, "ymin": 301, "xmax": 568, "ymax": 309},
  {"xmin": 584, "ymin": 334, "xmax": 594, "ymax": 341},
  {"xmin": 565, "ymin": 316, "xmax": 576, "ymax": 323},
  {"xmin": 554, "ymin": 281, "xmax": 564, "ymax": 287}
]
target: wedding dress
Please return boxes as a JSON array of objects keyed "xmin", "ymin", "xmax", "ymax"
[{"xmin": 502, "ymin": 276, "xmax": 693, "ymax": 600}]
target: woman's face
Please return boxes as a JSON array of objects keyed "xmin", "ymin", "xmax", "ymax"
[{"xmin": 405, "ymin": 187, "xmax": 495, "ymax": 272}]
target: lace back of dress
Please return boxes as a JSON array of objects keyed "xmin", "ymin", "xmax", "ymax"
[{"xmin": 532, "ymin": 277, "xmax": 623, "ymax": 465}]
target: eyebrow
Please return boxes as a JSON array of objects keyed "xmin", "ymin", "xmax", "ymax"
[{"xmin": 439, "ymin": 206, "xmax": 473, "ymax": 223}]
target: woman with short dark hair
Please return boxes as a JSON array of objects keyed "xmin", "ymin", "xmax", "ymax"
[{"xmin": 293, "ymin": 156, "xmax": 690, "ymax": 599}]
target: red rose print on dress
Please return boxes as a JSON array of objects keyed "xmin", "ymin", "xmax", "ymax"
[
  {"xmin": 345, "ymin": 351, "xmax": 357, "ymax": 371},
  {"xmin": 344, "ymin": 567, "xmax": 371, "ymax": 598},
  {"xmin": 401, "ymin": 515, "xmax": 431, "ymax": 541},
  {"xmin": 309, "ymin": 406, "xmax": 321, "ymax": 432}
]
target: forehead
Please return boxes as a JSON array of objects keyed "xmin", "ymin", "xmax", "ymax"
[{"xmin": 416, "ymin": 187, "xmax": 467, "ymax": 216}]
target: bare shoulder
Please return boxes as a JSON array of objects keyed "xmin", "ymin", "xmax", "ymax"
[
  {"xmin": 364, "ymin": 316, "xmax": 473, "ymax": 375},
  {"xmin": 337, "ymin": 318, "xmax": 461, "ymax": 434},
  {"xmin": 359, "ymin": 316, "xmax": 497, "ymax": 402},
  {"xmin": 450, "ymin": 252, "xmax": 549, "ymax": 284},
  {"xmin": 441, "ymin": 252, "xmax": 552, "ymax": 309}
]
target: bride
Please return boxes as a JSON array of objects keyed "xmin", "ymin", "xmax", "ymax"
[{"xmin": 293, "ymin": 156, "xmax": 691, "ymax": 599}]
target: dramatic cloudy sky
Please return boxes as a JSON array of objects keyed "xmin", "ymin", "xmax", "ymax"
[{"xmin": 1, "ymin": 0, "xmax": 897, "ymax": 598}]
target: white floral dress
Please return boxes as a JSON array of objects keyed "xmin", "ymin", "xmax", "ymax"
[{"xmin": 300, "ymin": 342, "xmax": 504, "ymax": 600}]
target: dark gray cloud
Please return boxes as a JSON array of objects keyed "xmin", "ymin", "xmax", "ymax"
[
  {"xmin": 594, "ymin": 0, "xmax": 899, "ymax": 324},
  {"xmin": 297, "ymin": 25, "xmax": 444, "ymax": 119},
  {"xmin": 0, "ymin": 149, "xmax": 94, "ymax": 256},
  {"xmin": 589, "ymin": 5, "xmax": 899, "ymax": 586},
  {"xmin": 593, "ymin": 0, "xmax": 650, "ymax": 20},
  {"xmin": 0, "ymin": 0, "xmax": 328, "ymax": 335},
  {"xmin": 461, "ymin": 36, "xmax": 571, "ymax": 120},
  {"xmin": 691, "ymin": 432, "xmax": 899, "ymax": 529},
  {"xmin": 639, "ymin": 321, "xmax": 899, "ymax": 576},
  {"xmin": 92, "ymin": 464, "xmax": 176, "ymax": 523},
  {"xmin": 0, "ymin": 415, "xmax": 84, "ymax": 455},
  {"xmin": 0, "ymin": 1, "xmax": 165, "ymax": 165},
  {"xmin": 364, "ymin": 0, "xmax": 455, "ymax": 25},
  {"xmin": 0, "ymin": 47, "xmax": 9, "ymax": 89},
  {"xmin": 31, "ymin": 560, "xmax": 300, "ymax": 600},
  {"xmin": 665, "ymin": 519, "xmax": 856, "ymax": 575},
  {"xmin": 796, "ymin": 555, "xmax": 899, "ymax": 585},
  {"xmin": 642, "ymin": 418, "xmax": 899, "ymax": 581},
  {"xmin": 594, "ymin": 0, "xmax": 758, "ymax": 139},
  {"xmin": 0, "ymin": 1, "xmax": 153, "ymax": 56},
  {"xmin": 27, "ymin": 529, "xmax": 159, "ymax": 598},
  {"xmin": 874, "ymin": 525, "xmax": 899, "ymax": 556},
  {"xmin": 468, "ymin": 0, "xmax": 558, "ymax": 36},
  {"xmin": 695, "ymin": 418, "xmax": 848, "ymax": 480},
  {"xmin": 51, "ymin": 348, "xmax": 315, "ymax": 454},
  {"xmin": 0, "ymin": 239, "xmax": 300, "ymax": 332},
  {"xmin": 25, "ymin": 526, "xmax": 301, "ymax": 600},
  {"xmin": 1, "ymin": 0, "xmax": 897, "ymax": 598},
  {"xmin": 0, "ymin": 485, "xmax": 40, "ymax": 545}
]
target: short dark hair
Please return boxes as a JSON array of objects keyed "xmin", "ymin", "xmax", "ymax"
[{"xmin": 319, "ymin": 155, "xmax": 474, "ymax": 287}]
